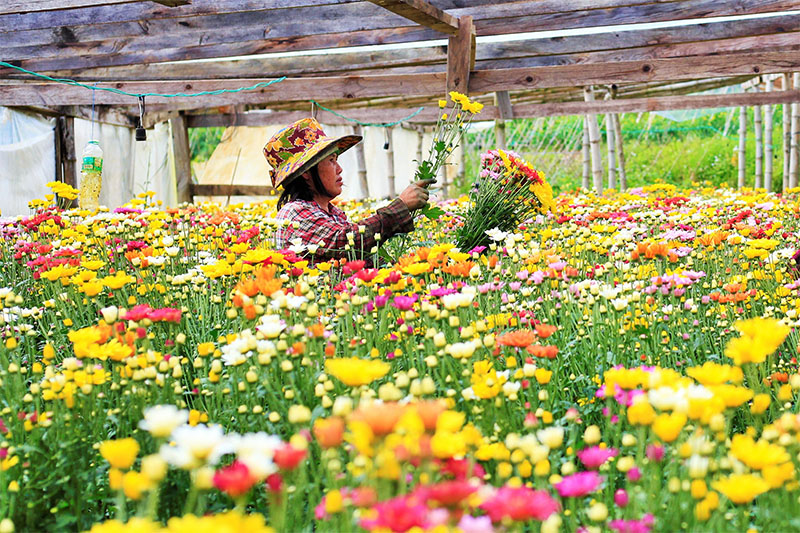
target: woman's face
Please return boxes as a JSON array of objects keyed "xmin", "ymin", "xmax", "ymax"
[{"xmin": 312, "ymin": 153, "xmax": 343, "ymax": 198}]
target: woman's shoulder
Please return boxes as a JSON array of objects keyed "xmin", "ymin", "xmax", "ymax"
[{"xmin": 276, "ymin": 199, "xmax": 315, "ymax": 220}]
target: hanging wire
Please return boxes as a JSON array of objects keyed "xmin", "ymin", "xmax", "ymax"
[
  {"xmin": 0, "ymin": 61, "xmax": 286, "ymax": 98},
  {"xmin": 90, "ymin": 83, "xmax": 97, "ymax": 140},
  {"xmin": 309, "ymin": 99, "xmax": 423, "ymax": 127}
]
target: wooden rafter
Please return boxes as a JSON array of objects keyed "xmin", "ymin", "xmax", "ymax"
[
  {"xmin": 0, "ymin": 0, "xmax": 188, "ymax": 15},
  {"xmin": 3, "ymin": 0, "xmax": 799, "ymax": 72},
  {"xmin": 367, "ymin": 0, "xmax": 458, "ymax": 34}
]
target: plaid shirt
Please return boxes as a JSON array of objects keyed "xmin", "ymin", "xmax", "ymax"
[{"xmin": 274, "ymin": 198, "xmax": 414, "ymax": 263}]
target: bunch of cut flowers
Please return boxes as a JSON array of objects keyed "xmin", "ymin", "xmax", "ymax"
[{"xmin": 454, "ymin": 148, "xmax": 554, "ymax": 252}]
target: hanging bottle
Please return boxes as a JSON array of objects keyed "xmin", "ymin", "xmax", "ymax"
[{"xmin": 79, "ymin": 140, "xmax": 103, "ymax": 210}]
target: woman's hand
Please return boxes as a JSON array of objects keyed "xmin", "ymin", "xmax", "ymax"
[{"xmin": 399, "ymin": 180, "xmax": 434, "ymax": 211}]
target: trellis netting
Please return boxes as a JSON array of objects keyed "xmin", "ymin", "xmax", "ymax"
[{"xmin": 0, "ymin": 107, "xmax": 55, "ymax": 217}]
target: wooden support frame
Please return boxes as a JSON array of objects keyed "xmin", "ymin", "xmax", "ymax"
[
  {"xmin": 447, "ymin": 16, "xmax": 475, "ymax": 95},
  {"xmin": 366, "ymin": 0, "xmax": 458, "ymax": 34},
  {"xmin": 191, "ymin": 184, "xmax": 274, "ymax": 197},
  {"xmin": 169, "ymin": 114, "xmax": 192, "ymax": 204}
]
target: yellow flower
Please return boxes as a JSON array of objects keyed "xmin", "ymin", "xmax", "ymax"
[
  {"xmin": 626, "ymin": 398, "xmax": 656, "ymax": 426},
  {"xmin": 88, "ymin": 517, "xmax": 159, "ymax": 533},
  {"xmin": 325, "ymin": 489, "xmax": 343, "ymax": 514},
  {"xmin": 438, "ymin": 99, "xmax": 447, "ymax": 108},
  {"xmin": 687, "ymin": 362, "xmax": 743, "ymax": 386},
  {"xmin": 725, "ymin": 318, "xmax": 790, "ymax": 366},
  {"xmin": 652, "ymin": 412, "xmax": 686, "ymax": 442},
  {"xmin": 324, "ymin": 357, "xmax": 390, "ymax": 387},
  {"xmin": 100, "ymin": 438, "xmax": 140, "ymax": 470},
  {"xmin": 103, "ymin": 271, "xmax": 135, "ymax": 290},
  {"xmin": 751, "ymin": 393, "xmax": 771, "ymax": 414},
  {"xmin": 712, "ymin": 474, "xmax": 770, "ymax": 504},
  {"xmin": 164, "ymin": 511, "xmax": 275, "ymax": 533},
  {"xmin": 122, "ymin": 470, "xmax": 151, "ymax": 500}
]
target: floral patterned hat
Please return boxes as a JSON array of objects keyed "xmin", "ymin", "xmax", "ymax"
[{"xmin": 263, "ymin": 117, "xmax": 362, "ymax": 189}]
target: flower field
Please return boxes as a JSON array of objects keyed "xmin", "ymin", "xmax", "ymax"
[{"xmin": 2, "ymin": 183, "xmax": 800, "ymax": 532}]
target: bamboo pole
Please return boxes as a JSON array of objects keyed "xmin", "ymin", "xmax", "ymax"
[
  {"xmin": 354, "ymin": 125, "xmax": 369, "ymax": 198},
  {"xmin": 765, "ymin": 78, "xmax": 774, "ymax": 191},
  {"xmin": 613, "ymin": 113, "xmax": 627, "ymax": 190},
  {"xmin": 738, "ymin": 107, "xmax": 747, "ymax": 189},
  {"xmin": 583, "ymin": 86, "xmax": 604, "ymax": 192},
  {"xmin": 582, "ymin": 116, "xmax": 590, "ymax": 189},
  {"xmin": 606, "ymin": 114, "xmax": 617, "ymax": 189},
  {"xmin": 790, "ymin": 72, "xmax": 800, "ymax": 189},
  {"xmin": 754, "ymin": 94, "xmax": 763, "ymax": 189},
  {"xmin": 784, "ymin": 73, "xmax": 792, "ymax": 191}
]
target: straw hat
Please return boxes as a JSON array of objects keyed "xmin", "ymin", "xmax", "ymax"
[{"xmin": 263, "ymin": 117, "xmax": 361, "ymax": 189}]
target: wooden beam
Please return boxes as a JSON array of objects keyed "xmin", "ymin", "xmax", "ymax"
[
  {"xmin": 9, "ymin": 105, "xmax": 137, "ymax": 128},
  {"xmin": 186, "ymin": 89, "xmax": 800, "ymax": 126},
  {"xmin": 191, "ymin": 184, "xmax": 275, "ymax": 197},
  {"xmin": 366, "ymin": 0, "xmax": 458, "ymax": 34},
  {"xmin": 446, "ymin": 15, "xmax": 475, "ymax": 94},
  {"xmin": 0, "ymin": 73, "xmax": 448, "ymax": 106},
  {"xmin": 169, "ymin": 114, "xmax": 192, "ymax": 205},
  {"xmin": 0, "ymin": 0, "xmax": 137, "ymax": 15}
]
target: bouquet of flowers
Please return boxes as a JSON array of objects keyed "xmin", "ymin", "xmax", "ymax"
[
  {"xmin": 454, "ymin": 149, "xmax": 554, "ymax": 252},
  {"xmin": 414, "ymin": 91, "xmax": 482, "ymax": 218}
]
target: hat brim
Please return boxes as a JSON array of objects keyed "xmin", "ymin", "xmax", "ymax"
[{"xmin": 273, "ymin": 134, "xmax": 362, "ymax": 189}]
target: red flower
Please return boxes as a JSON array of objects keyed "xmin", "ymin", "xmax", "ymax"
[
  {"xmin": 213, "ymin": 461, "xmax": 256, "ymax": 498},
  {"xmin": 479, "ymin": 486, "xmax": 559, "ymax": 522},
  {"xmin": 265, "ymin": 472, "xmax": 283, "ymax": 493},
  {"xmin": 273, "ymin": 444, "xmax": 306, "ymax": 471},
  {"xmin": 423, "ymin": 480, "xmax": 478, "ymax": 507}
]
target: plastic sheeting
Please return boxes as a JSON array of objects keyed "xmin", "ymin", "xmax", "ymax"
[{"xmin": 0, "ymin": 107, "xmax": 55, "ymax": 216}]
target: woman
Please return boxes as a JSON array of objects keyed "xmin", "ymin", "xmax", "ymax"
[{"xmin": 264, "ymin": 117, "xmax": 432, "ymax": 264}]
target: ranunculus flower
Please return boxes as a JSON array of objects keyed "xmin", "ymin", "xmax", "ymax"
[
  {"xmin": 273, "ymin": 444, "xmax": 306, "ymax": 471},
  {"xmin": 479, "ymin": 486, "xmax": 559, "ymax": 522},
  {"xmin": 213, "ymin": 460, "xmax": 256, "ymax": 498},
  {"xmin": 577, "ymin": 445, "xmax": 619, "ymax": 469},
  {"xmin": 555, "ymin": 471, "xmax": 603, "ymax": 498}
]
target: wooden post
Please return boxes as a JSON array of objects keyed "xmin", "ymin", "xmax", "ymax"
[
  {"xmin": 354, "ymin": 125, "xmax": 369, "ymax": 198},
  {"xmin": 738, "ymin": 106, "xmax": 747, "ymax": 189},
  {"xmin": 416, "ymin": 127, "xmax": 424, "ymax": 170},
  {"xmin": 754, "ymin": 96, "xmax": 763, "ymax": 189},
  {"xmin": 493, "ymin": 90, "xmax": 512, "ymax": 150},
  {"xmin": 784, "ymin": 73, "xmax": 792, "ymax": 191},
  {"xmin": 55, "ymin": 116, "xmax": 77, "ymax": 194},
  {"xmin": 764, "ymin": 77, "xmax": 774, "ymax": 191},
  {"xmin": 583, "ymin": 86, "xmax": 603, "ymax": 193},
  {"xmin": 446, "ymin": 15, "xmax": 475, "ymax": 95},
  {"xmin": 613, "ymin": 113, "xmax": 627, "ymax": 191},
  {"xmin": 582, "ymin": 116, "xmax": 590, "ymax": 189},
  {"xmin": 790, "ymin": 72, "xmax": 800, "ymax": 189},
  {"xmin": 170, "ymin": 113, "xmax": 192, "ymax": 204},
  {"xmin": 385, "ymin": 127, "xmax": 397, "ymax": 197}
]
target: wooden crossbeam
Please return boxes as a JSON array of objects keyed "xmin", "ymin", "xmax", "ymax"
[
  {"xmin": 366, "ymin": 0, "xmax": 458, "ymax": 34},
  {"xmin": 4, "ymin": 51, "xmax": 800, "ymax": 108},
  {"xmin": 183, "ymin": 90, "xmax": 800, "ymax": 126},
  {"xmin": 0, "ymin": 0, "xmax": 188, "ymax": 15},
  {"xmin": 4, "ymin": 0, "xmax": 799, "ymax": 72},
  {"xmin": 192, "ymin": 184, "xmax": 275, "ymax": 197}
]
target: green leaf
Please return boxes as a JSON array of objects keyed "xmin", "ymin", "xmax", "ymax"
[{"xmin": 420, "ymin": 204, "xmax": 445, "ymax": 220}]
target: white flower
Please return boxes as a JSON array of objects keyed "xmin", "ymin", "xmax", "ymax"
[
  {"xmin": 160, "ymin": 424, "xmax": 226, "ymax": 469},
  {"xmin": 256, "ymin": 314, "xmax": 286, "ymax": 338},
  {"xmin": 537, "ymin": 426, "xmax": 565, "ymax": 449},
  {"xmin": 138, "ymin": 405, "xmax": 189, "ymax": 438},
  {"xmin": 485, "ymin": 228, "xmax": 507, "ymax": 241}
]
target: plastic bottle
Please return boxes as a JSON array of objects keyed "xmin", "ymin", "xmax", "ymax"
[{"xmin": 79, "ymin": 140, "xmax": 103, "ymax": 210}]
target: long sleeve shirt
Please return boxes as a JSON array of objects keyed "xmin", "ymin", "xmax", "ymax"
[{"xmin": 273, "ymin": 198, "xmax": 414, "ymax": 264}]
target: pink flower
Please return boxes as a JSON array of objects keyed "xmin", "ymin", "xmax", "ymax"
[
  {"xmin": 609, "ymin": 514, "xmax": 655, "ymax": 533},
  {"xmin": 627, "ymin": 466, "xmax": 642, "ymax": 481},
  {"xmin": 555, "ymin": 471, "xmax": 603, "ymax": 498},
  {"xmin": 479, "ymin": 486, "xmax": 559, "ymax": 522},
  {"xmin": 391, "ymin": 294, "xmax": 418, "ymax": 311},
  {"xmin": 577, "ymin": 446, "xmax": 619, "ymax": 469},
  {"xmin": 614, "ymin": 489, "xmax": 629, "ymax": 507},
  {"xmin": 360, "ymin": 495, "xmax": 429, "ymax": 532},
  {"xmin": 646, "ymin": 444, "xmax": 664, "ymax": 462},
  {"xmin": 457, "ymin": 515, "xmax": 495, "ymax": 533}
]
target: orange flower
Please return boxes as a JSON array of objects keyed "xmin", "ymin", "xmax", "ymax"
[
  {"xmin": 410, "ymin": 400, "xmax": 448, "ymax": 432},
  {"xmin": 352, "ymin": 402, "xmax": 405, "ymax": 436},
  {"xmin": 313, "ymin": 417, "xmax": 345, "ymax": 448},
  {"xmin": 497, "ymin": 329, "xmax": 537, "ymax": 348},
  {"xmin": 535, "ymin": 324, "xmax": 557, "ymax": 339}
]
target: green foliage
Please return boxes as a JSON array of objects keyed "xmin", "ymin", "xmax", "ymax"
[{"xmin": 189, "ymin": 127, "xmax": 226, "ymax": 163}]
